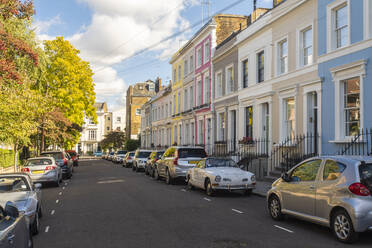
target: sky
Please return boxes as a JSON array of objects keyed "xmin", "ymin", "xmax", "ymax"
[{"xmin": 33, "ymin": 0, "xmax": 273, "ymax": 112}]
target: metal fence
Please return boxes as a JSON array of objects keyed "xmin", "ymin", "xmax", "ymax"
[
  {"xmin": 270, "ymin": 133, "xmax": 319, "ymax": 173},
  {"xmin": 338, "ymin": 128, "xmax": 372, "ymax": 156}
]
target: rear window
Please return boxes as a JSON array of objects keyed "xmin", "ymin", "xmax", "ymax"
[
  {"xmin": 117, "ymin": 150, "xmax": 126, "ymax": 155},
  {"xmin": 137, "ymin": 152, "xmax": 152, "ymax": 158},
  {"xmin": 359, "ymin": 163, "xmax": 372, "ymax": 191},
  {"xmin": 129, "ymin": 152, "xmax": 135, "ymax": 156},
  {"xmin": 178, "ymin": 149, "xmax": 207, "ymax": 159},
  {"xmin": 26, "ymin": 159, "xmax": 53, "ymax": 166},
  {"xmin": 41, "ymin": 152, "xmax": 62, "ymax": 160}
]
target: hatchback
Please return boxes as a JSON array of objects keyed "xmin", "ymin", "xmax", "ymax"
[
  {"xmin": 267, "ymin": 156, "xmax": 372, "ymax": 243},
  {"xmin": 132, "ymin": 150, "xmax": 152, "ymax": 172},
  {"xmin": 22, "ymin": 157, "xmax": 62, "ymax": 187},
  {"xmin": 123, "ymin": 152, "xmax": 135, "ymax": 168},
  {"xmin": 40, "ymin": 151, "xmax": 73, "ymax": 179}
]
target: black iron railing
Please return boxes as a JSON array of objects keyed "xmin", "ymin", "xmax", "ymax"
[
  {"xmin": 270, "ymin": 133, "xmax": 319, "ymax": 173},
  {"xmin": 338, "ymin": 128, "xmax": 372, "ymax": 156}
]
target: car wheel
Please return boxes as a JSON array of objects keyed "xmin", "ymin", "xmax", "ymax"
[
  {"xmin": 205, "ymin": 179, "xmax": 215, "ymax": 196},
  {"xmin": 154, "ymin": 168, "xmax": 160, "ymax": 180},
  {"xmin": 135, "ymin": 165, "xmax": 140, "ymax": 172},
  {"xmin": 151, "ymin": 168, "xmax": 155, "ymax": 178},
  {"xmin": 31, "ymin": 212, "xmax": 39, "ymax": 235},
  {"xmin": 38, "ymin": 205, "xmax": 43, "ymax": 219},
  {"xmin": 165, "ymin": 169, "xmax": 174, "ymax": 185},
  {"xmin": 54, "ymin": 177, "xmax": 60, "ymax": 187},
  {"xmin": 269, "ymin": 195, "xmax": 283, "ymax": 221},
  {"xmin": 331, "ymin": 209, "xmax": 359, "ymax": 243},
  {"xmin": 145, "ymin": 167, "xmax": 149, "ymax": 175},
  {"xmin": 244, "ymin": 189, "xmax": 252, "ymax": 196},
  {"xmin": 132, "ymin": 164, "xmax": 136, "ymax": 171},
  {"xmin": 28, "ymin": 230, "xmax": 34, "ymax": 248},
  {"xmin": 186, "ymin": 176, "xmax": 194, "ymax": 190}
]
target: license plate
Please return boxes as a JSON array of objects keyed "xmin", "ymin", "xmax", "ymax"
[
  {"xmin": 32, "ymin": 170, "xmax": 44, "ymax": 174},
  {"xmin": 189, "ymin": 161, "xmax": 198, "ymax": 164}
]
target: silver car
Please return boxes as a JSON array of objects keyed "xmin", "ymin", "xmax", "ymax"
[
  {"xmin": 22, "ymin": 157, "xmax": 62, "ymax": 187},
  {"xmin": 0, "ymin": 173, "xmax": 42, "ymax": 236},
  {"xmin": 0, "ymin": 201, "xmax": 33, "ymax": 248},
  {"xmin": 267, "ymin": 156, "xmax": 372, "ymax": 243},
  {"xmin": 132, "ymin": 150, "xmax": 152, "ymax": 172}
]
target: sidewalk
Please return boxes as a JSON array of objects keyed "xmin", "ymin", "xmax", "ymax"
[{"xmin": 253, "ymin": 180, "xmax": 273, "ymax": 197}]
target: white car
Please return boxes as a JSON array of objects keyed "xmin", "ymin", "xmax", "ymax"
[{"xmin": 186, "ymin": 157, "xmax": 256, "ymax": 196}]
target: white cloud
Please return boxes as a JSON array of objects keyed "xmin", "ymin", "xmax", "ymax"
[{"xmin": 35, "ymin": 0, "xmax": 193, "ymax": 111}]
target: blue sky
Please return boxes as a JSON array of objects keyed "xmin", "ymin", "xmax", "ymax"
[{"xmin": 34, "ymin": 0, "xmax": 272, "ymax": 110}]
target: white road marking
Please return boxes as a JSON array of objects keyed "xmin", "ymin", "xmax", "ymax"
[
  {"xmin": 56, "ymin": 199, "xmax": 59, "ymax": 204},
  {"xmin": 62, "ymin": 187, "xmax": 65, "ymax": 190},
  {"xmin": 232, "ymin": 208, "xmax": 244, "ymax": 214},
  {"xmin": 181, "ymin": 189, "xmax": 187, "ymax": 192},
  {"xmin": 64, "ymin": 183, "xmax": 68, "ymax": 186},
  {"xmin": 274, "ymin": 225, "xmax": 294, "ymax": 233},
  {"xmin": 59, "ymin": 192, "xmax": 62, "ymax": 195},
  {"xmin": 203, "ymin": 197, "xmax": 211, "ymax": 202},
  {"xmin": 97, "ymin": 179, "xmax": 125, "ymax": 184},
  {"xmin": 45, "ymin": 226, "xmax": 50, "ymax": 233},
  {"xmin": 51, "ymin": 210, "xmax": 55, "ymax": 215}
]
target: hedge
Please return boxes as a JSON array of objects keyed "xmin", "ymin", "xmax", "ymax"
[{"xmin": 0, "ymin": 149, "xmax": 20, "ymax": 168}]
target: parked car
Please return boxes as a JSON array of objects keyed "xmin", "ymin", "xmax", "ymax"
[
  {"xmin": 123, "ymin": 152, "xmax": 135, "ymax": 168},
  {"xmin": 22, "ymin": 157, "xmax": 62, "ymax": 187},
  {"xmin": 93, "ymin": 151, "xmax": 103, "ymax": 157},
  {"xmin": 186, "ymin": 157, "xmax": 256, "ymax": 196},
  {"xmin": 107, "ymin": 152, "xmax": 115, "ymax": 161},
  {"xmin": 66, "ymin": 150, "xmax": 79, "ymax": 166},
  {"xmin": 145, "ymin": 150, "xmax": 164, "ymax": 177},
  {"xmin": 155, "ymin": 146, "xmax": 207, "ymax": 184},
  {"xmin": 267, "ymin": 156, "xmax": 372, "ymax": 244},
  {"xmin": 0, "ymin": 173, "xmax": 43, "ymax": 235},
  {"xmin": 0, "ymin": 201, "xmax": 33, "ymax": 247},
  {"xmin": 40, "ymin": 151, "xmax": 73, "ymax": 179},
  {"xmin": 113, "ymin": 150, "xmax": 127, "ymax": 164},
  {"xmin": 101, "ymin": 152, "xmax": 107, "ymax": 159},
  {"xmin": 132, "ymin": 150, "xmax": 152, "ymax": 172}
]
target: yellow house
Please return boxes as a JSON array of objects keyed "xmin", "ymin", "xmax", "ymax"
[{"xmin": 169, "ymin": 49, "xmax": 184, "ymax": 145}]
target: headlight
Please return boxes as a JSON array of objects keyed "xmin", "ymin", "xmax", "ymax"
[
  {"xmin": 251, "ymin": 175, "xmax": 256, "ymax": 182},
  {"xmin": 223, "ymin": 178, "xmax": 232, "ymax": 182},
  {"xmin": 215, "ymin": 175, "xmax": 221, "ymax": 182}
]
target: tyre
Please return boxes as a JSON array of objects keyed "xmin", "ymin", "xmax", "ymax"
[
  {"xmin": 31, "ymin": 212, "xmax": 39, "ymax": 235},
  {"xmin": 244, "ymin": 189, "xmax": 252, "ymax": 196},
  {"xmin": 165, "ymin": 168, "xmax": 174, "ymax": 185},
  {"xmin": 154, "ymin": 168, "xmax": 160, "ymax": 180},
  {"xmin": 38, "ymin": 205, "xmax": 43, "ymax": 219},
  {"xmin": 268, "ymin": 195, "xmax": 284, "ymax": 221},
  {"xmin": 54, "ymin": 177, "xmax": 60, "ymax": 187},
  {"xmin": 205, "ymin": 179, "xmax": 215, "ymax": 196},
  {"xmin": 135, "ymin": 165, "xmax": 140, "ymax": 172},
  {"xmin": 145, "ymin": 166, "xmax": 149, "ymax": 175},
  {"xmin": 151, "ymin": 168, "xmax": 155, "ymax": 178},
  {"xmin": 28, "ymin": 230, "xmax": 33, "ymax": 248},
  {"xmin": 186, "ymin": 175, "xmax": 194, "ymax": 190},
  {"xmin": 132, "ymin": 164, "xmax": 136, "ymax": 171},
  {"xmin": 331, "ymin": 209, "xmax": 359, "ymax": 243}
]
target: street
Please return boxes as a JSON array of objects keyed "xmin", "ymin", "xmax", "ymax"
[{"xmin": 34, "ymin": 160, "xmax": 372, "ymax": 248}]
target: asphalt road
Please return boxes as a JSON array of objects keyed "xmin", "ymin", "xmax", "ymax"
[{"xmin": 33, "ymin": 159, "xmax": 372, "ymax": 248}]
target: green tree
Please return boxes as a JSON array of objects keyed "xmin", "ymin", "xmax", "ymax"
[
  {"xmin": 100, "ymin": 131, "xmax": 126, "ymax": 151},
  {"xmin": 125, "ymin": 139, "xmax": 140, "ymax": 152}
]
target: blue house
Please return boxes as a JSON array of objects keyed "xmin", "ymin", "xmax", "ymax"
[{"xmin": 318, "ymin": 0, "xmax": 372, "ymax": 155}]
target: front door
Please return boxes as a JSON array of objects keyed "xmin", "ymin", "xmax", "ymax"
[
  {"xmin": 307, "ymin": 92, "xmax": 318, "ymax": 153},
  {"xmin": 280, "ymin": 159, "xmax": 322, "ymax": 216}
]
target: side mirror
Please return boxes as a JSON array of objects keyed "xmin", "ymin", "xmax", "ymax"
[
  {"xmin": 5, "ymin": 201, "xmax": 19, "ymax": 218},
  {"xmin": 281, "ymin": 172, "xmax": 291, "ymax": 182},
  {"xmin": 34, "ymin": 183, "xmax": 42, "ymax": 189}
]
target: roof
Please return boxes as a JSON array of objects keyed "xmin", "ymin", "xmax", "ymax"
[{"xmin": 27, "ymin": 156, "xmax": 56, "ymax": 160}]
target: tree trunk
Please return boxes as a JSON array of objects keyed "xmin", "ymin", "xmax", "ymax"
[{"xmin": 13, "ymin": 143, "xmax": 18, "ymax": 172}]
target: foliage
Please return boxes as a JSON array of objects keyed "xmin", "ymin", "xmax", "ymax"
[
  {"xmin": 100, "ymin": 131, "xmax": 126, "ymax": 151},
  {"xmin": 125, "ymin": 139, "xmax": 140, "ymax": 152},
  {"xmin": 0, "ymin": 148, "xmax": 19, "ymax": 168}
]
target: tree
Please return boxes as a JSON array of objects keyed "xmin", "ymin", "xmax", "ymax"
[
  {"xmin": 125, "ymin": 139, "xmax": 140, "ymax": 152},
  {"xmin": 100, "ymin": 131, "xmax": 126, "ymax": 151}
]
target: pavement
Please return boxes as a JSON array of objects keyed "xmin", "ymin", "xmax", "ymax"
[{"xmin": 33, "ymin": 159, "xmax": 372, "ymax": 248}]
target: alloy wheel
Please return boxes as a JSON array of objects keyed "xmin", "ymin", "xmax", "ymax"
[
  {"xmin": 334, "ymin": 215, "xmax": 351, "ymax": 240},
  {"xmin": 270, "ymin": 198, "xmax": 280, "ymax": 218}
]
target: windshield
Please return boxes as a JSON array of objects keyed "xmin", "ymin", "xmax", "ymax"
[
  {"xmin": 41, "ymin": 152, "xmax": 62, "ymax": 160},
  {"xmin": 206, "ymin": 158, "xmax": 238, "ymax": 168},
  {"xmin": 67, "ymin": 151, "xmax": 77, "ymax": 157},
  {"xmin": 359, "ymin": 163, "xmax": 372, "ymax": 191},
  {"xmin": 178, "ymin": 149, "xmax": 207, "ymax": 159},
  {"xmin": 156, "ymin": 152, "xmax": 164, "ymax": 159},
  {"xmin": 110, "ymin": 152, "xmax": 115, "ymax": 155},
  {"xmin": 117, "ymin": 151, "xmax": 126, "ymax": 155},
  {"xmin": 137, "ymin": 152, "xmax": 152, "ymax": 158},
  {"xmin": 129, "ymin": 152, "xmax": 135, "ymax": 157},
  {"xmin": 0, "ymin": 177, "xmax": 30, "ymax": 193},
  {"xmin": 26, "ymin": 159, "xmax": 53, "ymax": 166}
]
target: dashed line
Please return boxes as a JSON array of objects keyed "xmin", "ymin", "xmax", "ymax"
[
  {"xmin": 62, "ymin": 186, "xmax": 65, "ymax": 190},
  {"xmin": 64, "ymin": 183, "xmax": 68, "ymax": 186},
  {"xmin": 274, "ymin": 225, "xmax": 294, "ymax": 233},
  {"xmin": 51, "ymin": 210, "xmax": 55, "ymax": 215},
  {"xmin": 45, "ymin": 226, "xmax": 50, "ymax": 233},
  {"xmin": 59, "ymin": 192, "xmax": 62, "ymax": 195},
  {"xmin": 56, "ymin": 199, "xmax": 59, "ymax": 204},
  {"xmin": 203, "ymin": 197, "xmax": 211, "ymax": 202},
  {"xmin": 232, "ymin": 208, "xmax": 244, "ymax": 214},
  {"xmin": 181, "ymin": 189, "xmax": 187, "ymax": 192}
]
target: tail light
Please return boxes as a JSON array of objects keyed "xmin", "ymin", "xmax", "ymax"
[
  {"xmin": 128, "ymin": 156, "xmax": 132, "ymax": 159},
  {"xmin": 45, "ymin": 166, "xmax": 56, "ymax": 171},
  {"xmin": 349, "ymin": 183, "xmax": 371, "ymax": 196},
  {"xmin": 154, "ymin": 158, "xmax": 158, "ymax": 162},
  {"xmin": 22, "ymin": 168, "xmax": 30, "ymax": 172},
  {"xmin": 173, "ymin": 157, "xmax": 179, "ymax": 165},
  {"xmin": 64, "ymin": 159, "xmax": 68, "ymax": 166}
]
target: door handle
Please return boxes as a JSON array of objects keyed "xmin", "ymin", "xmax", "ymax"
[{"xmin": 8, "ymin": 234, "xmax": 15, "ymax": 244}]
